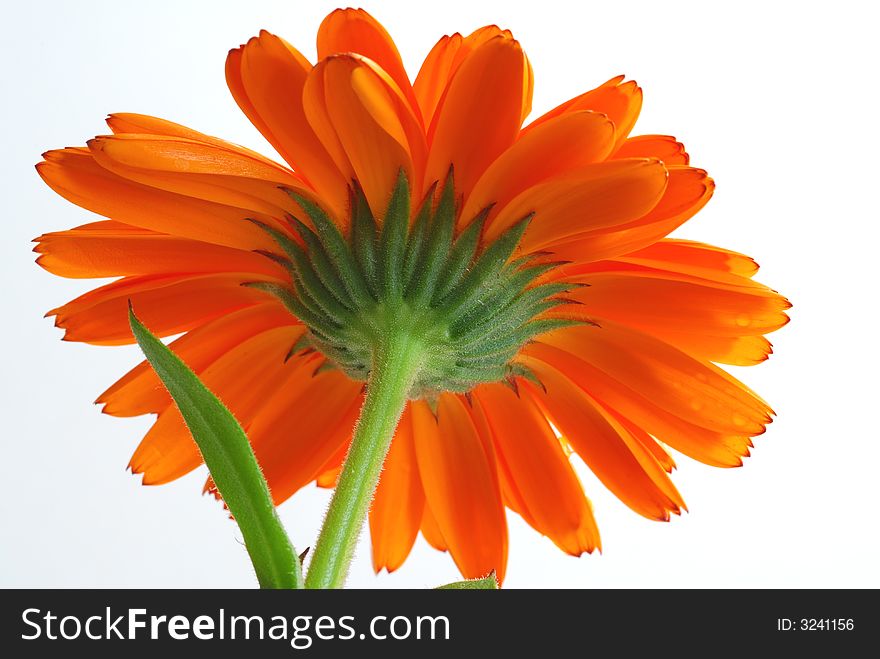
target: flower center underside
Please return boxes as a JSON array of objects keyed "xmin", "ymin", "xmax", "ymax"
[{"xmin": 249, "ymin": 172, "xmax": 582, "ymax": 399}]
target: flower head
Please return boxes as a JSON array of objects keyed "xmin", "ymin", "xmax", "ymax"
[{"xmin": 36, "ymin": 8, "xmax": 789, "ymax": 582}]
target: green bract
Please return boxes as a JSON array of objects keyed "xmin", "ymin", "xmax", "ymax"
[{"xmin": 249, "ymin": 171, "xmax": 579, "ymax": 399}]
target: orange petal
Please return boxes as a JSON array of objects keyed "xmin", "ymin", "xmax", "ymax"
[
  {"xmin": 317, "ymin": 8, "xmax": 423, "ymax": 126},
  {"xmin": 623, "ymin": 420, "xmax": 677, "ymax": 473},
  {"xmin": 520, "ymin": 361, "xmax": 685, "ymax": 521},
  {"xmin": 87, "ymin": 134, "xmax": 304, "ymax": 218},
  {"xmin": 524, "ymin": 76, "xmax": 642, "ymax": 151},
  {"xmin": 521, "ymin": 338, "xmax": 759, "ymax": 467},
  {"xmin": 98, "ymin": 303, "xmax": 297, "ymax": 417},
  {"xmin": 130, "ymin": 407, "xmax": 201, "ymax": 485},
  {"xmin": 424, "ymin": 35, "xmax": 528, "ymax": 201},
  {"xmin": 34, "ymin": 225, "xmax": 286, "ymax": 280},
  {"xmin": 565, "ymin": 271, "xmax": 790, "ymax": 339},
  {"xmin": 539, "ymin": 322, "xmax": 773, "ymax": 434},
  {"xmin": 637, "ymin": 332, "xmax": 775, "ymax": 366},
  {"xmin": 471, "ymin": 384, "xmax": 600, "ymax": 554},
  {"xmin": 520, "ymin": 349, "xmax": 751, "ymax": 469},
  {"xmin": 413, "ymin": 34, "xmax": 462, "ymax": 129},
  {"xmin": 613, "ymin": 135, "xmax": 689, "ymax": 165},
  {"xmin": 420, "ymin": 502, "xmax": 448, "ymax": 552},
  {"xmin": 37, "ymin": 148, "xmax": 278, "ymax": 251},
  {"xmin": 461, "ymin": 111, "xmax": 615, "ymax": 227},
  {"xmin": 306, "ymin": 54, "xmax": 422, "ymax": 218},
  {"xmin": 543, "ymin": 166, "xmax": 713, "ymax": 263},
  {"xmin": 415, "ymin": 26, "xmax": 523, "ymax": 129},
  {"xmin": 106, "ymin": 113, "xmax": 305, "ymax": 177},
  {"xmin": 370, "ymin": 406, "xmax": 425, "ymax": 573},
  {"xmin": 226, "ymin": 31, "xmax": 347, "ymax": 217},
  {"xmin": 248, "ymin": 370, "xmax": 364, "ymax": 505},
  {"xmin": 412, "ymin": 397, "xmax": 507, "ymax": 581},
  {"xmin": 130, "ymin": 325, "xmax": 308, "ymax": 485},
  {"xmin": 618, "ymin": 239, "xmax": 760, "ymax": 279},
  {"xmin": 486, "ymin": 159, "xmax": 668, "ymax": 249},
  {"xmin": 48, "ymin": 272, "xmax": 280, "ymax": 345},
  {"xmin": 315, "ymin": 464, "xmax": 343, "ymax": 489}
]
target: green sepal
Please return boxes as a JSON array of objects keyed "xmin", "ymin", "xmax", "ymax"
[
  {"xmin": 407, "ymin": 171, "xmax": 455, "ymax": 305},
  {"xmin": 431, "ymin": 206, "xmax": 490, "ymax": 304},
  {"xmin": 286, "ymin": 332, "xmax": 313, "ymax": 361},
  {"xmin": 284, "ymin": 243, "xmax": 353, "ymax": 326},
  {"xmin": 351, "ymin": 185, "xmax": 379, "ymax": 299},
  {"xmin": 243, "ymin": 282, "xmax": 343, "ymax": 340},
  {"xmin": 505, "ymin": 363, "xmax": 545, "ymax": 392},
  {"xmin": 253, "ymin": 249, "xmax": 293, "ymax": 272},
  {"xmin": 449, "ymin": 262, "xmax": 566, "ymax": 338},
  {"xmin": 245, "ymin": 219, "xmax": 301, "ymax": 262},
  {"xmin": 378, "ymin": 170, "xmax": 410, "ymax": 300},
  {"xmin": 435, "ymin": 213, "xmax": 533, "ymax": 319},
  {"xmin": 128, "ymin": 306, "xmax": 301, "ymax": 589},
  {"xmin": 284, "ymin": 189, "xmax": 374, "ymax": 307},
  {"xmin": 452, "ymin": 281, "xmax": 573, "ymax": 341},
  {"xmin": 289, "ymin": 217, "xmax": 355, "ymax": 311},
  {"xmin": 245, "ymin": 218, "xmax": 348, "ymax": 324},
  {"xmin": 403, "ymin": 183, "xmax": 436, "ymax": 295},
  {"xmin": 457, "ymin": 316, "xmax": 580, "ymax": 362}
]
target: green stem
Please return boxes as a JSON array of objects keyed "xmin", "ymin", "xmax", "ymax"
[{"xmin": 305, "ymin": 328, "xmax": 423, "ymax": 589}]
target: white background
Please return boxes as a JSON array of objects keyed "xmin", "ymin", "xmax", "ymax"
[{"xmin": 2, "ymin": 0, "xmax": 877, "ymax": 588}]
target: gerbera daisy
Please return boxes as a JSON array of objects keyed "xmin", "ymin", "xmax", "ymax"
[{"xmin": 35, "ymin": 7, "xmax": 789, "ymax": 586}]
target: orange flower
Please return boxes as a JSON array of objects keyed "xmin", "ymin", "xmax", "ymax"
[{"xmin": 35, "ymin": 8, "xmax": 789, "ymax": 583}]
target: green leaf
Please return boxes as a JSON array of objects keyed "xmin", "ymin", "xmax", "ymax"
[
  {"xmin": 128, "ymin": 306, "xmax": 302, "ymax": 589},
  {"xmin": 436, "ymin": 572, "xmax": 499, "ymax": 589}
]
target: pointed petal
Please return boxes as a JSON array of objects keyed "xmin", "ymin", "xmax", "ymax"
[
  {"xmin": 543, "ymin": 166, "xmax": 713, "ymax": 263},
  {"xmin": 521, "ymin": 361, "xmax": 685, "ymax": 520},
  {"xmin": 461, "ymin": 111, "xmax": 615, "ymax": 226},
  {"xmin": 97, "ymin": 303, "xmax": 297, "ymax": 417},
  {"xmin": 486, "ymin": 159, "xmax": 668, "ymax": 249},
  {"xmin": 48, "ymin": 272, "xmax": 280, "ymax": 345},
  {"xmin": 248, "ymin": 371, "xmax": 364, "ymax": 505},
  {"xmin": 413, "ymin": 33, "xmax": 462, "ymax": 128},
  {"xmin": 370, "ymin": 406, "xmax": 425, "ymax": 573},
  {"xmin": 565, "ymin": 269, "xmax": 790, "ymax": 338},
  {"xmin": 34, "ymin": 225, "xmax": 286, "ymax": 280},
  {"xmin": 618, "ymin": 239, "xmax": 760, "ymax": 279},
  {"xmin": 317, "ymin": 8, "xmax": 422, "ymax": 125},
  {"xmin": 521, "ymin": 334, "xmax": 761, "ymax": 467},
  {"xmin": 524, "ymin": 76, "xmax": 642, "ymax": 151},
  {"xmin": 424, "ymin": 35, "xmax": 528, "ymax": 200},
  {"xmin": 306, "ymin": 54, "xmax": 423, "ymax": 218},
  {"xmin": 414, "ymin": 26, "xmax": 524, "ymax": 129},
  {"xmin": 226, "ymin": 31, "xmax": 347, "ymax": 216},
  {"xmin": 106, "ymin": 113, "xmax": 302, "ymax": 173},
  {"xmin": 538, "ymin": 322, "xmax": 773, "ymax": 434},
  {"xmin": 131, "ymin": 325, "xmax": 308, "ymax": 484},
  {"xmin": 37, "ymin": 148, "xmax": 279, "ymax": 251},
  {"xmin": 87, "ymin": 134, "xmax": 304, "ymax": 217},
  {"xmin": 471, "ymin": 384, "xmax": 600, "ymax": 554},
  {"xmin": 412, "ymin": 396, "xmax": 508, "ymax": 581},
  {"xmin": 613, "ymin": 135, "xmax": 689, "ymax": 165}
]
